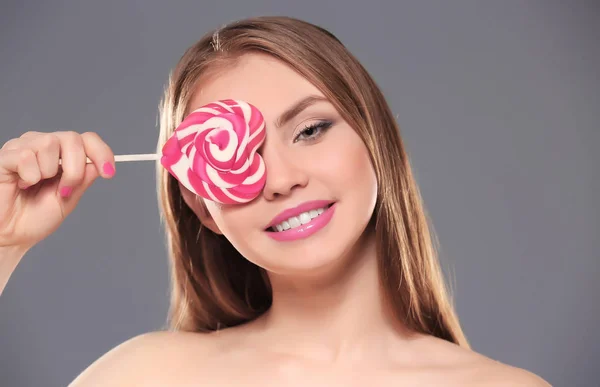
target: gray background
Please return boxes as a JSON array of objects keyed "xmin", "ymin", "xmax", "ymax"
[{"xmin": 0, "ymin": 1, "xmax": 598, "ymax": 386}]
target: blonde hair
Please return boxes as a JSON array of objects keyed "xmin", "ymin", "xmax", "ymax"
[{"xmin": 156, "ymin": 16, "xmax": 469, "ymax": 347}]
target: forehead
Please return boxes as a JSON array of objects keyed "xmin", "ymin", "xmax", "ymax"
[{"xmin": 188, "ymin": 53, "xmax": 324, "ymax": 120}]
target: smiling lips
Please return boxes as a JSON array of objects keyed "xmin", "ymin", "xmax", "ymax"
[{"xmin": 265, "ymin": 200, "xmax": 336, "ymax": 241}]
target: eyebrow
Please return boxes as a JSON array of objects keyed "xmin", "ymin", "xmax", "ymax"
[{"xmin": 274, "ymin": 95, "xmax": 330, "ymax": 129}]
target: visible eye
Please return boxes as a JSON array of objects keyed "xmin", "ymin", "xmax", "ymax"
[{"xmin": 293, "ymin": 120, "xmax": 333, "ymax": 143}]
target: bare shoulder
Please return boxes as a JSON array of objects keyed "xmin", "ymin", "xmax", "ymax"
[
  {"xmin": 478, "ymin": 362, "xmax": 551, "ymax": 386},
  {"xmin": 467, "ymin": 354, "xmax": 551, "ymax": 387},
  {"xmin": 68, "ymin": 330, "xmax": 220, "ymax": 387},
  {"xmin": 410, "ymin": 335, "xmax": 551, "ymax": 386}
]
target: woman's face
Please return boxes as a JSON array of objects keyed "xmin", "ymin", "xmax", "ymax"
[{"xmin": 183, "ymin": 53, "xmax": 378, "ymax": 277}]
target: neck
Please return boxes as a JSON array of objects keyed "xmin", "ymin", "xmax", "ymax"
[{"xmin": 253, "ymin": 230, "xmax": 414, "ymax": 362}]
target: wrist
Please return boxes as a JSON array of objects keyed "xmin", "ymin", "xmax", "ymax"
[
  {"xmin": 0, "ymin": 245, "xmax": 28, "ymax": 296},
  {"xmin": 0, "ymin": 244, "xmax": 28, "ymax": 260}
]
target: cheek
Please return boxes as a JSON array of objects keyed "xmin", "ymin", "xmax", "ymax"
[
  {"xmin": 203, "ymin": 201, "xmax": 236, "ymax": 236},
  {"xmin": 321, "ymin": 131, "xmax": 377, "ymax": 194},
  {"xmin": 204, "ymin": 200, "xmax": 259, "ymax": 241}
]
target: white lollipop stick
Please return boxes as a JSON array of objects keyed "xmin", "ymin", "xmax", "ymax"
[
  {"xmin": 111, "ymin": 153, "xmax": 159, "ymax": 163},
  {"xmin": 58, "ymin": 153, "xmax": 160, "ymax": 165}
]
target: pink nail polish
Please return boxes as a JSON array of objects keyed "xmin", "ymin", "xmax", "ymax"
[
  {"xmin": 103, "ymin": 162, "xmax": 115, "ymax": 177},
  {"xmin": 59, "ymin": 186, "xmax": 73, "ymax": 198}
]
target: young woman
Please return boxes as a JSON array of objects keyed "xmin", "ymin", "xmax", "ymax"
[{"xmin": 0, "ymin": 16, "xmax": 549, "ymax": 386}]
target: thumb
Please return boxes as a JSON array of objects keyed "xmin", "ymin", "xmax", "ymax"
[{"xmin": 61, "ymin": 163, "xmax": 100, "ymax": 212}]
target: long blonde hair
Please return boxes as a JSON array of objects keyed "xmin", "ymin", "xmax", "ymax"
[{"xmin": 156, "ymin": 16, "xmax": 469, "ymax": 347}]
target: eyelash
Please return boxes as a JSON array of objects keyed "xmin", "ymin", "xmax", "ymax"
[{"xmin": 293, "ymin": 120, "xmax": 333, "ymax": 143}]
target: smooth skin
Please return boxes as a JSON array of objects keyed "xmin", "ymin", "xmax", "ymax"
[{"xmin": 0, "ymin": 54, "xmax": 550, "ymax": 386}]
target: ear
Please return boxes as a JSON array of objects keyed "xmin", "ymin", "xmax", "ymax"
[{"xmin": 179, "ymin": 183, "xmax": 223, "ymax": 235}]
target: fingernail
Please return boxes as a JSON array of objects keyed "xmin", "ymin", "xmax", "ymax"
[
  {"xmin": 59, "ymin": 186, "xmax": 73, "ymax": 198},
  {"xmin": 102, "ymin": 162, "xmax": 115, "ymax": 177}
]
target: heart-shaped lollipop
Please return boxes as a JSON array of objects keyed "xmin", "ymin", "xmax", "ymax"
[{"xmin": 160, "ymin": 99, "xmax": 267, "ymax": 204}]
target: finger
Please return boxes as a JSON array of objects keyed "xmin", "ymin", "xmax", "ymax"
[
  {"xmin": 27, "ymin": 133, "xmax": 61, "ymax": 180},
  {"xmin": 3, "ymin": 133, "xmax": 61, "ymax": 181},
  {"xmin": 20, "ymin": 130, "xmax": 43, "ymax": 139},
  {"xmin": 63, "ymin": 163, "xmax": 100, "ymax": 208},
  {"xmin": 0, "ymin": 148, "xmax": 42, "ymax": 188},
  {"xmin": 1, "ymin": 131, "xmax": 45, "ymax": 151},
  {"xmin": 81, "ymin": 132, "xmax": 116, "ymax": 179},
  {"xmin": 1, "ymin": 137, "xmax": 22, "ymax": 151},
  {"xmin": 54, "ymin": 131, "xmax": 86, "ymax": 198}
]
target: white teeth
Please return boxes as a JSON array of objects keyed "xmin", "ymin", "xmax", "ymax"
[
  {"xmin": 271, "ymin": 206, "xmax": 329, "ymax": 232},
  {"xmin": 299, "ymin": 213, "xmax": 311, "ymax": 224},
  {"xmin": 289, "ymin": 217, "xmax": 301, "ymax": 228}
]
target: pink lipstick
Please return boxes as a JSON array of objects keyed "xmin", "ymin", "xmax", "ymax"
[{"xmin": 265, "ymin": 200, "xmax": 336, "ymax": 242}]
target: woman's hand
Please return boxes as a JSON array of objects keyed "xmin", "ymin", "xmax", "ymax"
[{"xmin": 0, "ymin": 131, "xmax": 115, "ymax": 253}]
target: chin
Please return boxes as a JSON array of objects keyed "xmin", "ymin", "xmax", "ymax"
[
  {"xmin": 268, "ymin": 250, "xmax": 345, "ymax": 275},
  {"xmin": 258, "ymin": 232, "xmax": 368, "ymax": 281}
]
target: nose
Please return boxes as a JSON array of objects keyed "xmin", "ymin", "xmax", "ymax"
[{"xmin": 261, "ymin": 144, "xmax": 308, "ymax": 201}]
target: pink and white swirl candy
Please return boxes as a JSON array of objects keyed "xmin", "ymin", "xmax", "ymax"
[{"xmin": 160, "ymin": 99, "xmax": 266, "ymax": 204}]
